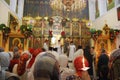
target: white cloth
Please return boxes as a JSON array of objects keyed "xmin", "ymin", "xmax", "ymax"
[
  {"xmin": 59, "ymin": 54, "xmax": 68, "ymax": 68},
  {"xmin": 51, "ymin": 51, "xmax": 59, "ymax": 61},
  {"xmin": 68, "ymin": 45, "xmax": 76, "ymax": 61},
  {"xmin": 73, "ymin": 49, "xmax": 84, "ymax": 61},
  {"xmin": 27, "ymin": 52, "xmax": 46, "ymax": 80},
  {"xmin": 5, "ymin": 71, "xmax": 20, "ymax": 80},
  {"xmin": 59, "ymin": 54, "xmax": 75, "ymax": 80},
  {"xmin": 60, "ymin": 68, "xmax": 75, "ymax": 80},
  {"xmin": 56, "ymin": 43, "xmax": 62, "ymax": 55},
  {"xmin": 0, "ymin": 52, "xmax": 10, "ymax": 69},
  {"xmin": 43, "ymin": 43, "xmax": 49, "ymax": 51},
  {"xmin": 13, "ymin": 63, "xmax": 30, "ymax": 80}
]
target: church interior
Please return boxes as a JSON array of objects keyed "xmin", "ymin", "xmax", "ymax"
[{"xmin": 0, "ymin": 0, "xmax": 120, "ymax": 80}]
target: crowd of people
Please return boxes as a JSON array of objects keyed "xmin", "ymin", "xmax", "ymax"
[{"xmin": 0, "ymin": 40, "xmax": 120, "ymax": 80}]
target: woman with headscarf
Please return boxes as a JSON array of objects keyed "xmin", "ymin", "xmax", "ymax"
[
  {"xmin": 59, "ymin": 54, "xmax": 75, "ymax": 80},
  {"xmin": 33, "ymin": 52, "xmax": 60, "ymax": 80},
  {"xmin": 66, "ymin": 56, "xmax": 91, "ymax": 80},
  {"xmin": 26, "ymin": 48, "xmax": 43, "ymax": 80},
  {"xmin": 12, "ymin": 52, "xmax": 30, "ymax": 80},
  {"xmin": 0, "ymin": 47, "xmax": 11, "ymax": 80},
  {"xmin": 84, "ymin": 46, "xmax": 93, "ymax": 77},
  {"xmin": 27, "ymin": 48, "xmax": 42, "ymax": 69},
  {"xmin": 8, "ymin": 52, "xmax": 20, "ymax": 72},
  {"xmin": 73, "ymin": 45, "xmax": 84, "ymax": 60}
]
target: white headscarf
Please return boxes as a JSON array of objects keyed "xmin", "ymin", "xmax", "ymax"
[
  {"xmin": 0, "ymin": 52, "xmax": 11, "ymax": 70},
  {"xmin": 59, "ymin": 54, "xmax": 75, "ymax": 80}
]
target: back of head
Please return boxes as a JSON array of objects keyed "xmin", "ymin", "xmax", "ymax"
[
  {"xmin": 13, "ymin": 47, "xmax": 19, "ymax": 53},
  {"xmin": 53, "ymin": 48, "xmax": 57, "ymax": 52},
  {"xmin": 101, "ymin": 49, "xmax": 106, "ymax": 53},
  {"xmin": 0, "ymin": 47, "xmax": 4, "ymax": 52},
  {"xmin": 33, "ymin": 54, "xmax": 60, "ymax": 80},
  {"xmin": 74, "ymin": 56, "xmax": 89, "ymax": 77},
  {"xmin": 59, "ymin": 54, "xmax": 68, "ymax": 68},
  {"xmin": 49, "ymin": 47, "xmax": 53, "ymax": 51},
  {"xmin": 78, "ymin": 45, "xmax": 82, "ymax": 49},
  {"xmin": 0, "ymin": 52, "xmax": 10, "ymax": 68},
  {"xmin": 70, "ymin": 41, "xmax": 73, "ymax": 44},
  {"xmin": 17, "ymin": 53, "xmax": 29, "ymax": 76}
]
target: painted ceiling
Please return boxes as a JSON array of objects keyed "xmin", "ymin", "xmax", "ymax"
[{"xmin": 23, "ymin": 0, "xmax": 89, "ymax": 19}]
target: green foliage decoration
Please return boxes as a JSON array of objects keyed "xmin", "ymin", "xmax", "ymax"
[{"xmin": 20, "ymin": 25, "xmax": 33, "ymax": 38}]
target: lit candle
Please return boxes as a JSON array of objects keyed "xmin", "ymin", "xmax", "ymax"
[
  {"xmin": 81, "ymin": 57, "xmax": 89, "ymax": 71},
  {"xmin": 82, "ymin": 57, "xmax": 85, "ymax": 68}
]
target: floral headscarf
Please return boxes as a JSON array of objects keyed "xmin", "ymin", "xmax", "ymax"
[
  {"xmin": 17, "ymin": 53, "xmax": 29, "ymax": 76},
  {"xmin": 74, "ymin": 56, "xmax": 89, "ymax": 77},
  {"xmin": 27, "ymin": 48, "xmax": 42, "ymax": 69}
]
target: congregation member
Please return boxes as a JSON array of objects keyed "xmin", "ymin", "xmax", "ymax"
[
  {"xmin": 12, "ymin": 52, "xmax": 30, "ymax": 80},
  {"xmin": 59, "ymin": 54, "xmax": 75, "ymax": 80},
  {"xmin": 109, "ymin": 48, "xmax": 120, "ymax": 80},
  {"xmin": 97, "ymin": 49, "xmax": 109, "ymax": 80},
  {"xmin": 66, "ymin": 56, "xmax": 91, "ymax": 80},
  {"xmin": 8, "ymin": 51, "xmax": 20, "ymax": 72},
  {"xmin": 84, "ymin": 46, "xmax": 93, "ymax": 77},
  {"xmin": 73, "ymin": 45, "xmax": 84, "ymax": 60},
  {"xmin": 0, "ymin": 47, "xmax": 18, "ymax": 80},
  {"xmin": 27, "ymin": 48, "xmax": 42, "ymax": 69},
  {"xmin": 90, "ymin": 46, "xmax": 97, "ymax": 80},
  {"xmin": 33, "ymin": 52, "xmax": 60, "ymax": 80}
]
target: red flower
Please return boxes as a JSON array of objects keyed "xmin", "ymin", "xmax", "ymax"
[
  {"xmin": 49, "ymin": 30, "xmax": 53, "ymax": 37},
  {"xmin": 61, "ymin": 31, "xmax": 65, "ymax": 36}
]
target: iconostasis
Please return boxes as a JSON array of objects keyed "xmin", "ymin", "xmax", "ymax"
[{"xmin": 22, "ymin": 16, "xmax": 91, "ymax": 49}]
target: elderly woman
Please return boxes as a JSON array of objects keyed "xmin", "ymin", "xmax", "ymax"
[{"xmin": 33, "ymin": 52, "xmax": 60, "ymax": 80}]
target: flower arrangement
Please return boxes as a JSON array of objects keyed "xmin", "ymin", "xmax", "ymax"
[
  {"xmin": 0, "ymin": 24, "xmax": 11, "ymax": 33},
  {"xmin": 61, "ymin": 30, "xmax": 66, "ymax": 38},
  {"xmin": 109, "ymin": 29, "xmax": 120, "ymax": 42},
  {"xmin": 49, "ymin": 30, "xmax": 53, "ymax": 38},
  {"xmin": 90, "ymin": 28, "xmax": 102, "ymax": 40},
  {"xmin": 20, "ymin": 24, "xmax": 33, "ymax": 38},
  {"xmin": 0, "ymin": 24, "xmax": 11, "ymax": 40},
  {"xmin": 96, "ymin": 30, "xmax": 102, "ymax": 36}
]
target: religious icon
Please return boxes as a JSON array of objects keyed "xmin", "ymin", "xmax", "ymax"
[{"xmin": 9, "ymin": 37, "xmax": 24, "ymax": 52}]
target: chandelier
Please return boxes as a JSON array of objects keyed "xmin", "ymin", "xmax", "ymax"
[{"xmin": 50, "ymin": 0, "xmax": 86, "ymax": 12}]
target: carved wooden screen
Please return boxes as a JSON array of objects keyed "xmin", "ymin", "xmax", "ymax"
[
  {"xmin": 64, "ymin": 21, "xmax": 70, "ymax": 37},
  {"xmin": 33, "ymin": 20, "xmax": 42, "ymax": 37},
  {"xmin": 81, "ymin": 22, "xmax": 91, "ymax": 48},
  {"xmin": 72, "ymin": 22, "xmax": 79, "ymax": 36}
]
